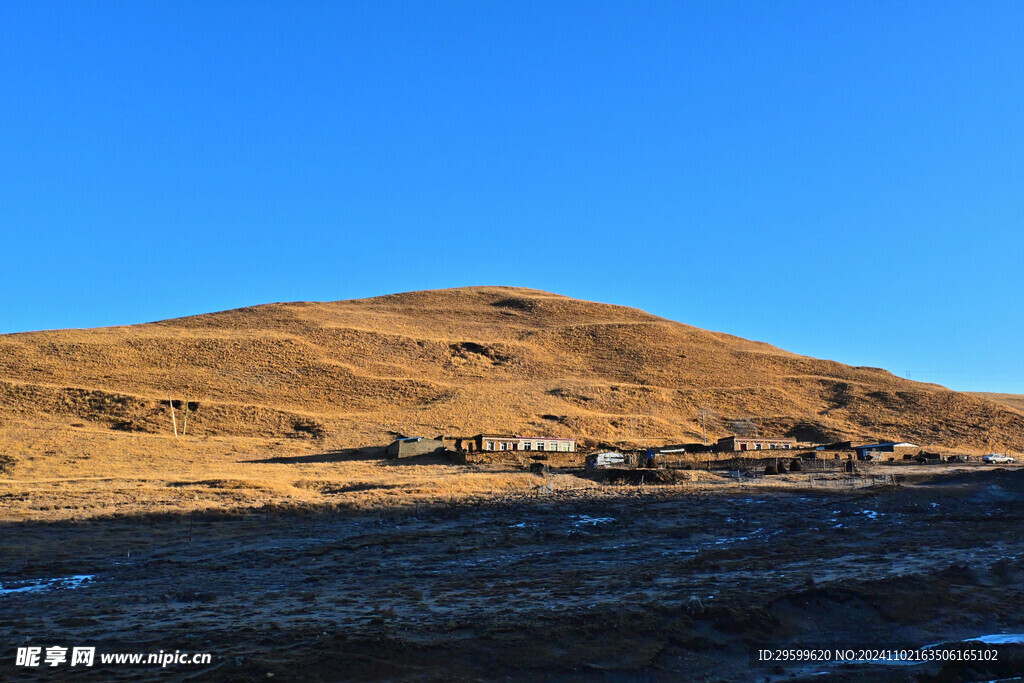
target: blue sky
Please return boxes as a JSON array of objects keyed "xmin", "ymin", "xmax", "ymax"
[{"xmin": 1, "ymin": 2, "xmax": 1021, "ymax": 393}]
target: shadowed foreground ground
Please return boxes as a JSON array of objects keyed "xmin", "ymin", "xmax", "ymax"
[{"xmin": 3, "ymin": 469, "xmax": 1024, "ymax": 681}]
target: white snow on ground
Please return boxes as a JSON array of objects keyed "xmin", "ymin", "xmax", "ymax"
[
  {"xmin": 968, "ymin": 633, "xmax": 1024, "ymax": 644},
  {"xmin": 922, "ymin": 633, "xmax": 1024, "ymax": 648},
  {"xmin": 0, "ymin": 575, "xmax": 94, "ymax": 596},
  {"xmin": 570, "ymin": 515, "xmax": 615, "ymax": 527}
]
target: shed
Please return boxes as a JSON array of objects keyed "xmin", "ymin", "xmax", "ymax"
[
  {"xmin": 854, "ymin": 442, "xmax": 919, "ymax": 461},
  {"xmin": 585, "ymin": 451, "xmax": 630, "ymax": 471}
]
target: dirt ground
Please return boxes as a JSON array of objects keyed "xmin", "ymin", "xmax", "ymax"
[{"xmin": 3, "ymin": 466, "xmax": 1024, "ymax": 681}]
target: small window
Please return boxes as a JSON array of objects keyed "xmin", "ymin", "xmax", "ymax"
[
  {"xmin": 499, "ymin": 442, "xmax": 507, "ymax": 451},
  {"xmin": 486, "ymin": 441, "xmax": 495, "ymax": 450},
  {"xmin": 537, "ymin": 442, "xmax": 545, "ymax": 451},
  {"xmin": 754, "ymin": 443, "xmax": 762, "ymax": 450},
  {"xmin": 559, "ymin": 442, "xmax": 569, "ymax": 452},
  {"xmin": 522, "ymin": 442, "xmax": 532, "ymax": 451}
]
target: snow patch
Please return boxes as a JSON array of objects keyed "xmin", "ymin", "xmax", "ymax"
[
  {"xmin": 570, "ymin": 515, "xmax": 615, "ymax": 527},
  {"xmin": 0, "ymin": 575, "xmax": 95, "ymax": 596},
  {"xmin": 968, "ymin": 633, "xmax": 1024, "ymax": 645}
]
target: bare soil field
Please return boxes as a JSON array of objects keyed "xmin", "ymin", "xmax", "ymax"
[{"xmin": 4, "ymin": 465, "xmax": 1024, "ymax": 681}]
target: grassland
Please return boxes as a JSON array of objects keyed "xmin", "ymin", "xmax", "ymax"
[
  {"xmin": 1, "ymin": 286, "xmax": 1021, "ymax": 522},
  {"xmin": 972, "ymin": 391, "xmax": 1024, "ymax": 414},
  {"xmin": 1, "ymin": 286, "xmax": 1022, "ymax": 460}
]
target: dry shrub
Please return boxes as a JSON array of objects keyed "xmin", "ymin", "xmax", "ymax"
[
  {"xmin": 490, "ymin": 296, "xmax": 538, "ymax": 312},
  {"xmin": 291, "ymin": 419, "xmax": 326, "ymax": 439}
]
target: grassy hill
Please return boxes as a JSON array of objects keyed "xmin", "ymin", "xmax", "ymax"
[
  {"xmin": 972, "ymin": 392, "xmax": 1024, "ymax": 415},
  {"xmin": 2, "ymin": 286, "xmax": 1022, "ymax": 451}
]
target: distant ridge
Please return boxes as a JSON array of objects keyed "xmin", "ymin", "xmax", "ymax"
[{"xmin": 1, "ymin": 286, "xmax": 1022, "ymax": 450}]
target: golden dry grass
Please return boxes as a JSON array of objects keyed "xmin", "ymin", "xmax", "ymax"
[
  {"xmin": 972, "ymin": 392, "xmax": 1024, "ymax": 414},
  {"xmin": 1, "ymin": 286, "xmax": 1022, "ymax": 521},
  {"xmin": 0, "ymin": 421, "xmax": 604, "ymax": 521},
  {"xmin": 3, "ymin": 286, "xmax": 1022, "ymax": 448},
  {"xmin": 0, "ymin": 418, "xmax": 1017, "ymax": 522}
]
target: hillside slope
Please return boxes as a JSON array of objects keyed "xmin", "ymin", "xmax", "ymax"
[
  {"xmin": 2, "ymin": 286, "xmax": 1022, "ymax": 450},
  {"xmin": 972, "ymin": 392, "xmax": 1024, "ymax": 415}
]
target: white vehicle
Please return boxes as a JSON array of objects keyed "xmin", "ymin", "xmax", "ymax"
[{"xmin": 982, "ymin": 453, "xmax": 1015, "ymax": 464}]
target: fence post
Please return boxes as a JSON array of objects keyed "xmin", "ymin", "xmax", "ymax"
[{"xmin": 168, "ymin": 396, "xmax": 178, "ymax": 438}]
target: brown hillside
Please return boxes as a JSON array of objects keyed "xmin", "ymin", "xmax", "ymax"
[
  {"xmin": 972, "ymin": 392, "xmax": 1024, "ymax": 415},
  {"xmin": 2, "ymin": 286, "xmax": 1022, "ymax": 450}
]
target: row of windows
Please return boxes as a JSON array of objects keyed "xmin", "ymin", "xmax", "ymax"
[
  {"xmin": 524, "ymin": 441, "xmax": 573, "ymax": 452},
  {"xmin": 484, "ymin": 440, "xmax": 573, "ymax": 452}
]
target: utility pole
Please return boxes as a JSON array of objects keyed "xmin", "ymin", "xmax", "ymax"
[{"xmin": 700, "ymin": 408, "xmax": 707, "ymax": 446}]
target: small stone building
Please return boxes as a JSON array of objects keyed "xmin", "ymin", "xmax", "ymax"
[
  {"xmin": 385, "ymin": 437, "xmax": 445, "ymax": 459},
  {"xmin": 853, "ymin": 442, "xmax": 919, "ymax": 461}
]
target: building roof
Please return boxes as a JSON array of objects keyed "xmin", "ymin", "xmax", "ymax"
[
  {"xmin": 475, "ymin": 433, "xmax": 575, "ymax": 441},
  {"xmin": 718, "ymin": 435, "xmax": 795, "ymax": 442},
  {"xmin": 855, "ymin": 442, "xmax": 919, "ymax": 450}
]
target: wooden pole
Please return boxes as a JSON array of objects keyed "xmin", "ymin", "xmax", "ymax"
[
  {"xmin": 169, "ymin": 396, "xmax": 178, "ymax": 439},
  {"xmin": 182, "ymin": 397, "xmax": 188, "ymax": 436}
]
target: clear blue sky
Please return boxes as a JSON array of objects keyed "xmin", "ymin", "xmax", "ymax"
[{"xmin": 1, "ymin": 2, "xmax": 1022, "ymax": 393}]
